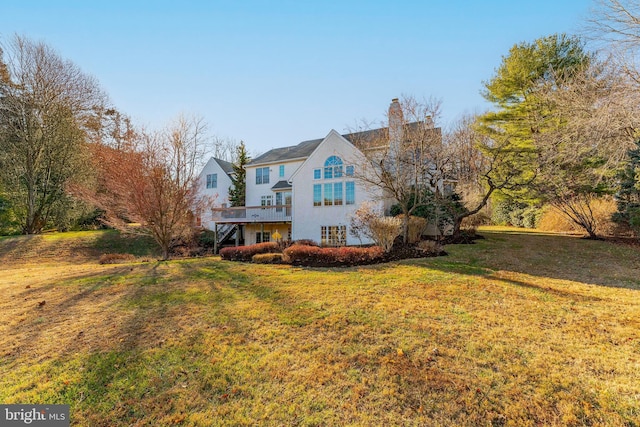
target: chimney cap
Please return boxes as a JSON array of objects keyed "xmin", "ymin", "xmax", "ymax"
[{"xmin": 391, "ymin": 98, "xmax": 399, "ymax": 102}]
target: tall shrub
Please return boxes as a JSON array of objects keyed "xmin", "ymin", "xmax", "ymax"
[{"xmin": 369, "ymin": 216, "xmax": 402, "ymax": 252}]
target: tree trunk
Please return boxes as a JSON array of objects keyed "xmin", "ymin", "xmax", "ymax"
[
  {"xmin": 161, "ymin": 245, "xmax": 170, "ymax": 261},
  {"xmin": 452, "ymin": 216, "xmax": 463, "ymax": 239}
]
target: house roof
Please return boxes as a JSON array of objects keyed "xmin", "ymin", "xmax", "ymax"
[
  {"xmin": 342, "ymin": 128, "xmax": 388, "ymax": 148},
  {"xmin": 247, "ymin": 122, "xmax": 439, "ymax": 167},
  {"xmin": 213, "ymin": 157, "xmax": 234, "ymax": 175},
  {"xmin": 247, "ymin": 138, "xmax": 323, "ymax": 166},
  {"xmin": 271, "ymin": 180, "xmax": 292, "ymax": 190}
]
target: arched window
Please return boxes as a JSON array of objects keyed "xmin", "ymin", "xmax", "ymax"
[{"xmin": 324, "ymin": 155, "xmax": 343, "ymax": 179}]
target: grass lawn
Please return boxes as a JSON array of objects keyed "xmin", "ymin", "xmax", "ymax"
[{"xmin": 1, "ymin": 227, "xmax": 639, "ymax": 426}]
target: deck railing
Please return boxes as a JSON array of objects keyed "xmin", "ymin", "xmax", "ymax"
[{"xmin": 211, "ymin": 205, "xmax": 292, "ymax": 223}]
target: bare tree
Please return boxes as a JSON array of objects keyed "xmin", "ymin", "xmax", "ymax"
[
  {"xmin": 589, "ymin": 1, "xmax": 640, "ymax": 81},
  {"xmin": 532, "ymin": 57, "xmax": 640, "ymax": 237},
  {"xmin": 0, "ymin": 35, "xmax": 106, "ymax": 233},
  {"xmin": 210, "ymin": 136, "xmax": 242, "ymax": 163},
  {"xmin": 75, "ymin": 115, "xmax": 209, "ymax": 259},
  {"xmin": 348, "ymin": 96, "xmax": 445, "ymax": 243},
  {"xmin": 86, "ymin": 105, "xmax": 136, "ymax": 150},
  {"xmin": 444, "ymin": 115, "xmax": 541, "ymax": 237}
]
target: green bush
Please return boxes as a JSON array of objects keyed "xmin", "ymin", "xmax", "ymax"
[
  {"xmin": 522, "ymin": 206, "xmax": 543, "ymax": 229},
  {"xmin": 198, "ymin": 230, "xmax": 217, "ymax": 248},
  {"xmin": 492, "ymin": 199, "xmax": 542, "ymax": 228}
]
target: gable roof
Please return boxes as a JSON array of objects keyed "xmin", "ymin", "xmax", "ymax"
[
  {"xmin": 247, "ymin": 122, "xmax": 439, "ymax": 167},
  {"xmin": 289, "ymin": 129, "xmax": 357, "ymax": 182},
  {"xmin": 247, "ymin": 138, "xmax": 323, "ymax": 167},
  {"xmin": 213, "ymin": 157, "xmax": 234, "ymax": 175}
]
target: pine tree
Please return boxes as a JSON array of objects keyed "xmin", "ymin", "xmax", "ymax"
[
  {"xmin": 229, "ymin": 141, "xmax": 249, "ymax": 207},
  {"xmin": 613, "ymin": 139, "xmax": 640, "ymax": 235}
]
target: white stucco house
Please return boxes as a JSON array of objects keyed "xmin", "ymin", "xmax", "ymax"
[
  {"xmin": 199, "ymin": 99, "xmax": 445, "ymax": 249},
  {"xmin": 196, "ymin": 156, "xmax": 234, "ymax": 230}
]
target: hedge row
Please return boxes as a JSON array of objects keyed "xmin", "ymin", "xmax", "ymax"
[
  {"xmin": 219, "ymin": 242, "xmax": 280, "ymax": 261},
  {"xmin": 283, "ymin": 244, "xmax": 384, "ymax": 267},
  {"xmin": 252, "ymin": 253, "xmax": 284, "ymax": 264}
]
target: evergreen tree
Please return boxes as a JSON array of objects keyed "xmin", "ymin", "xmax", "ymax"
[
  {"xmin": 613, "ymin": 139, "xmax": 640, "ymax": 235},
  {"xmin": 478, "ymin": 33, "xmax": 592, "ymax": 201},
  {"xmin": 229, "ymin": 141, "xmax": 249, "ymax": 207},
  {"xmin": 478, "ymin": 34, "xmax": 631, "ymax": 237}
]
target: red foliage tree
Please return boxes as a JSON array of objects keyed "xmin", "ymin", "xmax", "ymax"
[{"xmin": 74, "ymin": 116, "xmax": 209, "ymax": 259}]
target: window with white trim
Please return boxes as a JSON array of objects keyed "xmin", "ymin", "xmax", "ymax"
[
  {"xmin": 321, "ymin": 225, "xmax": 347, "ymax": 247},
  {"xmin": 256, "ymin": 231, "xmax": 271, "ymax": 243},
  {"xmin": 312, "ymin": 156, "xmax": 355, "ymax": 207},
  {"xmin": 324, "ymin": 156, "xmax": 343, "ymax": 179},
  {"xmin": 206, "ymin": 173, "xmax": 217, "ymax": 189},
  {"xmin": 324, "ymin": 183, "xmax": 333, "ymax": 206},
  {"xmin": 346, "ymin": 181, "xmax": 355, "ymax": 205},
  {"xmin": 313, "ymin": 184, "xmax": 322, "ymax": 206},
  {"xmin": 256, "ymin": 167, "xmax": 270, "ymax": 184},
  {"xmin": 334, "ymin": 182, "xmax": 343, "ymax": 205},
  {"xmin": 279, "ymin": 165, "xmax": 285, "ymax": 178},
  {"xmin": 261, "ymin": 195, "xmax": 273, "ymax": 206},
  {"xmin": 275, "ymin": 191, "xmax": 291, "ymax": 213}
]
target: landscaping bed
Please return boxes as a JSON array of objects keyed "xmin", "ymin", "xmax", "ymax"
[{"xmin": 219, "ymin": 239, "xmax": 446, "ymax": 267}]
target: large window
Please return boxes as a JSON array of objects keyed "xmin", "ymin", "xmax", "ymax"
[
  {"xmin": 256, "ymin": 167, "xmax": 270, "ymax": 184},
  {"xmin": 324, "ymin": 156, "xmax": 343, "ymax": 179},
  {"xmin": 206, "ymin": 173, "xmax": 217, "ymax": 189},
  {"xmin": 312, "ymin": 155, "xmax": 355, "ymax": 207},
  {"xmin": 346, "ymin": 181, "xmax": 355, "ymax": 205},
  {"xmin": 313, "ymin": 181, "xmax": 355, "ymax": 206},
  {"xmin": 275, "ymin": 191, "xmax": 292, "ymax": 213},
  {"xmin": 321, "ymin": 225, "xmax": 347, "ymax": 246},
  {"xmin": 334, "ymin": 182, "xmax": 343, "ymax": 205},
  {"xmin": 313, "ymin": 184, "xmax": 322, "ymax": 206},
  {"xmin": 324, "ymin": 183, "xmax": 333, "ymax": 206}
]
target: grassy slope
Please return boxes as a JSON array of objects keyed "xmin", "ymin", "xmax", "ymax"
[{"xmin": 0, "ymin": 228, "xmax": 639, "ymax": 426}]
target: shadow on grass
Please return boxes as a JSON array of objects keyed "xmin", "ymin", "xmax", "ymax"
[
  {"xmin": 422, "ymin": 230, "xmax": 640, "ymax": 292},
  {"xmin": 0, "ymin": 230, "xmax": 159, "ymax": 267},
  {"xmin": 0, "ymin": 234, "xmax": 45, "ymax": 265},
  {"xmin": 91, "ymin": 230, "xmax": 159, "ymax": 259},
  {"xmin": 2, "ymin": 258, "xmax": 265, "ymax": 424}
]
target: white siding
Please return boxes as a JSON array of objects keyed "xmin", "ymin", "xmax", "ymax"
[
  {"xmin": 290, "ymin": 130, "xmax": 384, "ymax": 245},
  {"xmin": 245, "ymin": 159, "xmax": 303, "ymax": 206},
  {"xmin": 197, "ymin": 158, "xmax": 233, "ymax": 230}
]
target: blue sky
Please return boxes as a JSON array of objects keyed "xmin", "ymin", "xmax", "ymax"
[{"xmin": 1, "ymin": 1, "xmax": 593, "ymax": 155}]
